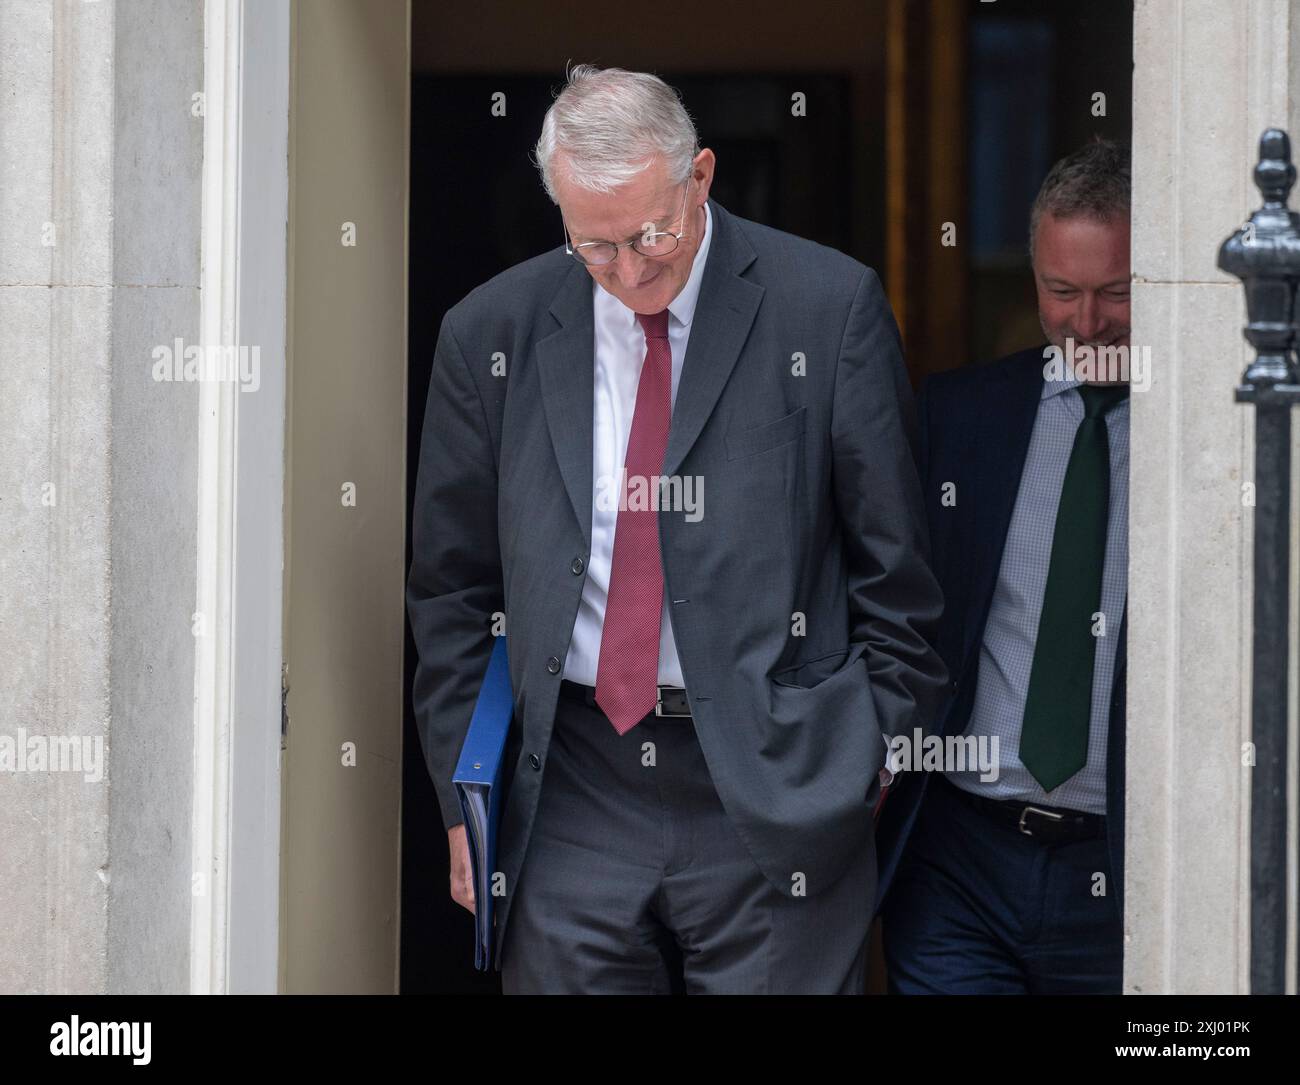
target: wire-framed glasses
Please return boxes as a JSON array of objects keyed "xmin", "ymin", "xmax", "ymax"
[{"xmin": 563, "ymin": 180, "xmax": 692, "ymax": 266}]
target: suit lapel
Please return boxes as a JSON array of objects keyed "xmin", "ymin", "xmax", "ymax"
[
  {"xmin": 537, "ymin": 260, "xmax": 596, "ymax": 548},
  {"xmin": 661, "ymin": 200, "xmax": 763, "ymax": 479}
]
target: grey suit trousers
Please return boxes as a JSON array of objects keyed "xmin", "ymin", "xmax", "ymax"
[{"xmin": 500, "ymin": 683, "xmax": 875, "ymax": 994}]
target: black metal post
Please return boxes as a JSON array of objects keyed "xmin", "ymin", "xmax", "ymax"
[
  {"xmin": 1219, "ymin": 128, "xmax": 1300, "ymax": 995},
  {"xmin": 1245, "ymin": 405, "xmax": 1291, "ymax": 994}
]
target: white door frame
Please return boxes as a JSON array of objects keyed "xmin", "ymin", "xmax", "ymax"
[{"xmin": 191, "ymin": 0, "xmax": 291, "ymax": 995}]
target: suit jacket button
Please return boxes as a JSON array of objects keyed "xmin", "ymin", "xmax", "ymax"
[
  {"xmin": 571, "ymin": 556, "xmax": 585, "ymax": 575},
  {"xmin": 546, "ymin": 656, "xmax": 561, "ymax": 674},
  {"xmin": 951, "ymin": 679, "xmax": 959, "ymax": 692},
  {"xmin": 528, "ymin": 753, "xmax": 541, "ymax": 771}
]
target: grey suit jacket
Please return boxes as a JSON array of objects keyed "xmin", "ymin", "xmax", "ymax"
[{"xmin": 407, "ymin": 197, "xmax": 948, "ymax": 966}]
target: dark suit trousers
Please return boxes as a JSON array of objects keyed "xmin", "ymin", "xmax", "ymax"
[
  {"xmin": 881, "ymin": 774, "xmax": 1122, "ymax": 994},
  {"xmin": 500, "ymin": 686, "xmax": 875, "ymax": 994}
]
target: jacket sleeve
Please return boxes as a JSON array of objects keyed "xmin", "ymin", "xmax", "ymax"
[
  {"xmin": 830, "ymin": 268, "xmax": 949, "ymax": 744},
  {"xmin": 406, "ymin": 311, "xmax": 504, "ymax": 831}
]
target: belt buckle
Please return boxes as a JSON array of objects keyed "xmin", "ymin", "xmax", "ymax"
[
  {"xmin": 655, "ymin": 686, "xmax": 690, "ymax": 717},
  {"xmin": 1018, "ymin": 804, "xmax": 1065, "ymax": 837}
]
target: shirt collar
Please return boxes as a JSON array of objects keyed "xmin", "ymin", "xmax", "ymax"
[
  {"xmin": 1041, "ymin": 347, "xmax": 1096, "ymax": 401},
  {"xmin": 666, "ymin": 200, "xmax": 711, "ymax": 329},
  {"xmin": 1040, "ymin": 344, "xmax": 1132, "ymax": 404},
  {"xmin": 1042, "ymin": 369, "xmax": 1132, "ymax": 414},
  {"xmin": 1042, "ymin": 360, "xmax": 1083, "ymax": 400}
]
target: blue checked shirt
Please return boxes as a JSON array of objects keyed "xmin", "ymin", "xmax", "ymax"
[{"xmin": 945, "ymin": 369, "xmax": 1129, "ymax": 814}]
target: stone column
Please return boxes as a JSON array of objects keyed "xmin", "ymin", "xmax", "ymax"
[
  {"xmin": 1128, "ymin": 0, "xmax": 1300, "ymax": 993},
  {"xmin": 0, "ymin": 0, "xmax": 203, "ymax": 993}
]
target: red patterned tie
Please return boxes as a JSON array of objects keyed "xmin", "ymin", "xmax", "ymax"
[{"xmin": 595, "ymin": 309, "xmax": 671, "ymax": 735}]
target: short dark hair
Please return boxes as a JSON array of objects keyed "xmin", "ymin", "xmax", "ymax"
[{"xmin": 1029, "ymin": 138, "xmax": 1131, "ymax": 258}]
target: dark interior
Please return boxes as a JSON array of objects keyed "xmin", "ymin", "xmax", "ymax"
[{"xmin": 400, "ymin": 0, "xmax": 1133, "ymax": 994}]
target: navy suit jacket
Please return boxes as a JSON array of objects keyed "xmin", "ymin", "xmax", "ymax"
[{"xmin": 874, "ymin": 345, "xmax": 1127, "ymax": 922}]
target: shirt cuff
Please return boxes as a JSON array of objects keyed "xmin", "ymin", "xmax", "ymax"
[{"xmin": 879, "ymin": 732, "xmax": 902, "ymax": 787}]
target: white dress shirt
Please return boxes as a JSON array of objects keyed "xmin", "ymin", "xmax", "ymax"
[{"xmin": 563, "ymin": 201, "xmax": 714, "ymax": 688}]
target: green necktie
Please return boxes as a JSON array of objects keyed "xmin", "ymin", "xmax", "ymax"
[{"xmin": 1020, "ymin": 382, "xmax": 1129, "ymax": 794}]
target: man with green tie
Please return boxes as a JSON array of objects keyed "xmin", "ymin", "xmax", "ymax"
[{"xmin": 877, "ymin": 139, "xmax": 1133, "ymax": 994}]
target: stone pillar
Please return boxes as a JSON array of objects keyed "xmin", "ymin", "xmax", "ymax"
[
  {"xmin": 0, "ymin": 0, "xmax": 203, "ymax": 993},
  {"xmin": 1128, "ymin": 0, "xmax": 1300, "ymax": 993}
]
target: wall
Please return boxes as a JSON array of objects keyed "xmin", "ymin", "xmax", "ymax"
[
  {"xmin": 1128, "ymin": 0, "xmax": 1300, "ymax": 994},
  {"xmin": 0, "ymin": 0, "xmax": 203, "ymax": 993},
  {"xmin": 281, "ymin": 0, "xmax": 409, "ymax": 993}
]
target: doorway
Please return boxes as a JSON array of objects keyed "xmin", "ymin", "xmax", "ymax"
[
  {"xmin": 280, "ymin": 0, "xmax": 410, "ymax": 993},
  {"xmin": 279, "ymin": 0, "xmax": 1133, "ymax": 994}
]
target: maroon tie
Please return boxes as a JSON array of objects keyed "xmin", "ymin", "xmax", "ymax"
[{"xmin": 595, "ymin": 309, "xmax": 671, "ymax": 734}]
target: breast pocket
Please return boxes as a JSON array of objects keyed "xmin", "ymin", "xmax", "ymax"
[{"xmin": 724, "ymin": 406, "xmax": 806, "ymax": 461}]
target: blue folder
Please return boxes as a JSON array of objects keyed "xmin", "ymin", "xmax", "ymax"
[{"xmin": 452, "ymin": 635, "xmax": 513, "ymax": 971}]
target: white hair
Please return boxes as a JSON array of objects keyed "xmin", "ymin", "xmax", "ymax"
[{"xmin": 533, "ymin": 63, "xmax": 700, "ymax": 202}]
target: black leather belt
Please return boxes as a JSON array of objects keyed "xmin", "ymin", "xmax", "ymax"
[
  {"xmin": 559, "ymin": 680, "xmax": 692, "ymax": 718},
  {"xmin": 938, "ymin": 773, "xmax": 1105, "ymax": 844}
]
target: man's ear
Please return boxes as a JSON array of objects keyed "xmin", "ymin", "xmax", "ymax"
[{"xmin": 693, "ymin": 148, "xmax": 717, "ymax": 205}]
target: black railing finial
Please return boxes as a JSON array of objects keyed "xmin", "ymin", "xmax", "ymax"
[
  {"xmin": 1219, "ymin": 128, "xmax": 1300, "ymax": 392},
  {"xmin": 1255, "ymin": 128, "xmax": 1294, "ymax": 209}
]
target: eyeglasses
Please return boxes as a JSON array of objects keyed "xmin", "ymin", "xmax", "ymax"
[{"xmin": 563, "ymin": 180, "xmax": 693, "ymax": 266}]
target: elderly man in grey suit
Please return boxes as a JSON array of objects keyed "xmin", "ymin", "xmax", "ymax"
[{"xmin": 407, "ymin": 64, "xmax": 948, "ymax": 994}]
